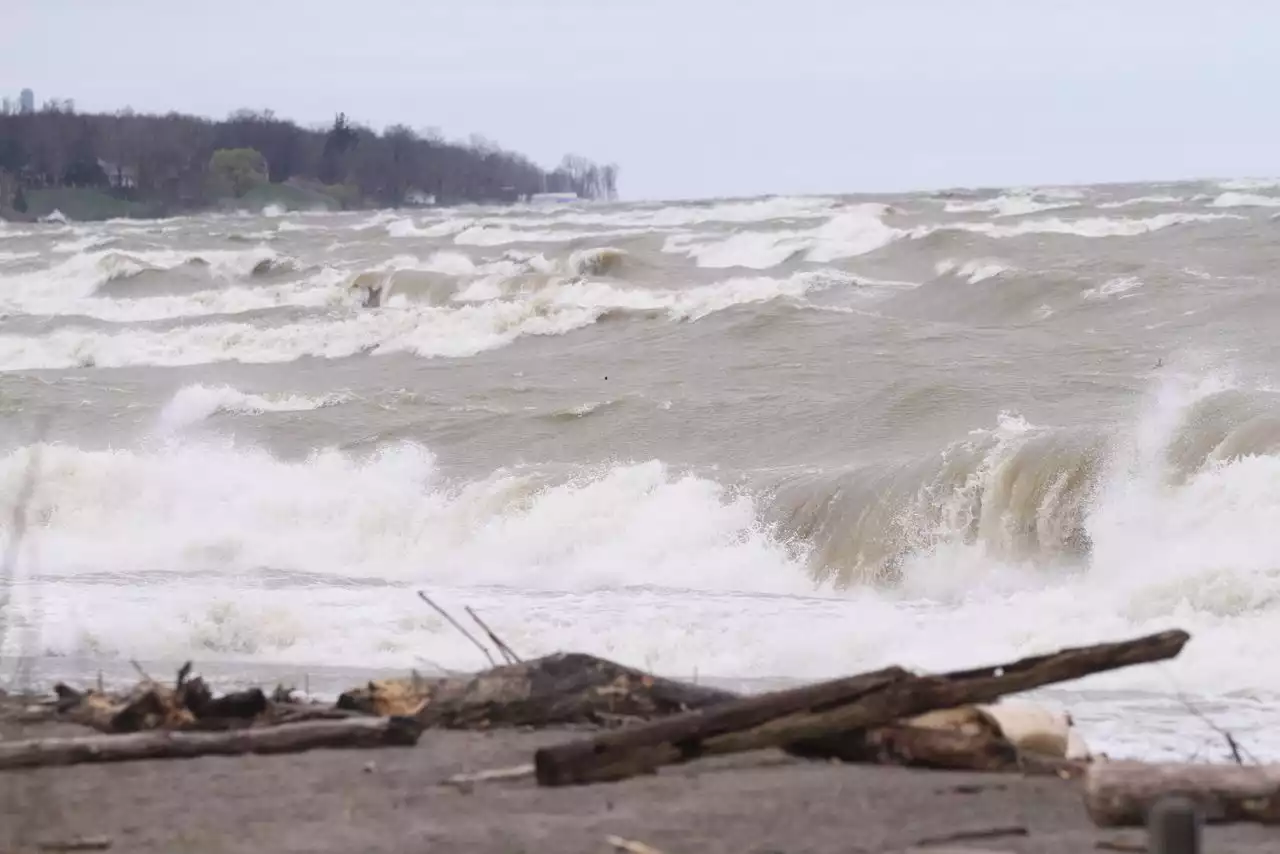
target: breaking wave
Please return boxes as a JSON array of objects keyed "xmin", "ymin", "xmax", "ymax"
[
  {"xmin": 663, "ymin": 204, "xmax": 901, "ymax": 269},
  {"xmin": 6, "ymin": 371, "xmax": 1280, "ymax": 691},
  {"xmin": 156, "ymin": 384, "xmax": 349, "ymax": 432},
  {"xmin": 933, "ymin": 212, "xmax": 1242, "ymax": 239},
  {"xmin": 0, "ymin": 270, "xmax": 854, "ymax": 369},
  {"xmin": 943, "ymin": 194, "xmax": 1077, "ymax": 218},
  {"xmin": 1207, "ymin": 192, "xmax": 1280, "ymax": 209}
]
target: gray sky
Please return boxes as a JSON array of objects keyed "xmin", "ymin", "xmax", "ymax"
[{"xmin": 4, "ymin": 1, "xmax": 1277, "ymax": 200}]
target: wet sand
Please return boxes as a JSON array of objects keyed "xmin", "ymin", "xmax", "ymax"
[{"xmin": 2, "ymin": 713, "xmax": 1277, "ymax": 854}]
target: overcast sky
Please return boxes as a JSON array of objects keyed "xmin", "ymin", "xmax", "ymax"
[{"xmin": 3, "ymin": 1, "xmax": 1277, "ymax": 200}]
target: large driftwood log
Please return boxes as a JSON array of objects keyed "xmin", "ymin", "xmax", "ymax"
[
  {"xmin": 337, "ymin": 652, "xmax": 739, "ymax": 728},
  {"xmin": 534, "ymin": 630, "xmax": 1188, "ymax": 786},
  {"xmin": 1084, "ymin": 761, "xmax": 1280, "ymax": 827},
  {"xmin": 0, "ymin": 716, "xmax": 423, "ymax": 771}
]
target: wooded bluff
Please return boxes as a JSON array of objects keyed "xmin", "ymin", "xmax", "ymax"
[{"xmin": 0, "ymin": 104, "xmax": 618, "ymax": 220}]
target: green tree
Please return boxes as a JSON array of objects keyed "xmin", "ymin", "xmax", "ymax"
[{"xmin": 208, "ymin": 147, "xmax": 268, "ymax": 198}]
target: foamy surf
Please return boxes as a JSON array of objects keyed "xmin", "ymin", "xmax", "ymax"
[
  {"xmin": 943, "ymin": 194, "xmax": 1077, "ymax": 217},
  {"xmin": 156, "ymin": 384, "xmax": 349, "ymax": 432},
  {"xmin": 932, "ymin": 212, "xmax": 1242, "ymax": 239},
  {"xmin": 4, "ymin": 371, "xmax": 1280, "ymax": 699},
  {"xmin": 663, "ymin": 204, "xmax": 901, "ymax": 268},
  {"xmin": 6, "ymin": 179, "xmax": 1280, "ymax": 761},
  {"xmin": 0, "ymin": 270, "xmax": 852, "ymax": 369}
]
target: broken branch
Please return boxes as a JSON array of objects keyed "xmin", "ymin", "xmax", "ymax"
[
  {"xmin": 417, "ymin": 590, "xmax": 497, "ymax": 668},
  {"xmin": 465, "ymin": 605, "xmax": 521, "ymax": 664}
]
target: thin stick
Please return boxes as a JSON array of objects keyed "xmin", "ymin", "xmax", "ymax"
[
  {"xmin": 606, "ymin": 836, "xmax": 666, "ymax": 854},
  {"xmin": 913, "ymin": 825, "xmax": 1028, "ymax": 847},
  {"xmin": 1176, "ymin": 689, "xmax": 1255, "ymax": 766},
  {"xmin": 129, "ymin": 660, "xmax": 154, "ymax": 683},
  {"xmin": 441, "ymin": 763, "xmax": 534, "ymax": 787},
  {"xmin": 36, "ymin": 837, "xmax": 114, "ymax": 852},
  {"xmin": 417, "ymin": 591, "xmax": 496, "ymax": 668},
  {"xmin": 464, "ymin": 606, "xmax": 521, "ymax": 664}
]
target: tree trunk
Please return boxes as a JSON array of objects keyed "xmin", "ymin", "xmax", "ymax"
[
  {"xmin": 0, "ymin": 716, "xmax": 423, "ymax": 771},
  {"xmin": 1084, "ymin": 761, "xmax": 1280, "ymax": 827},
  {"xmin": 534, "ymin": 630, "xmax": 1189, "ymax": 786}
]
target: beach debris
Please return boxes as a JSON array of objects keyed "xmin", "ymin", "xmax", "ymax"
[
  {"xmin": 441, "ymin": 762, "xmax": 535, "ymax": 791},
  {"xmin": 911, "ymin": 825, "xmax": 1029, "ymax": 847},
  {"xmin": 465, "ymin": 605, "xmax": 521, "ymax": 664},
  {"xmin": 0, "ymin": 715, "xmax": 423, "ymax": 771},
  {"xmin": 606, "ymin": 835, "xmax": 666, "ymax": 854},
  {"xmin": 52, "ymin": 661, "xmax": 354, "ymax": 734},
  {"xmin": 417, "ymin": 591, "xmax": 498, "ymax": 668},
  {"xmin": 826, "ymin": 700, "xmax": 1092, "ymax": 775},
  {"xmin": 532, "ymin": 629, "xmax": 1188, "ymax": 786},
  {"xmin": 336, "ymin": 651, "xmax": 738, "ymax": 728},
  {"xmin": 35, "ymin": 836, "xmax": 114, "ymax": 852},
  {"xmin": 1083, "ymin": 761, "xmax": 1280, "ymax": 827}
]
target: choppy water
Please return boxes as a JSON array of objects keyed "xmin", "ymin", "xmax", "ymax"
[{"xmin": 4, "ymin": 180, "xmax": 1280, "ymax": 760}]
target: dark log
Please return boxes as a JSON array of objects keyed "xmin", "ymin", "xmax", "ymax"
[
  {"xmin": 0, "ymin": 716, "xmax": 423, "ymax": 771},
  {"xmin": 1084, "ymin": 761, "xmax": 1280, "ymax": 827},
  {"xmin": 202, "ymin": 688, "xmax": 268, "ymax": 720},
  {"xmin": 534, "ymin": 630, "xmax": 1188, "ymax": 786},
  {"xmin": 337, "ymin": 652, "xmax": 739, "ymax": 728}
]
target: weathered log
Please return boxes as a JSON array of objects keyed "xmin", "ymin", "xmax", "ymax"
[
  {"xmin": 0, "ymin": 716, "xmax": 423, "ymax": 771},
  {"xmin": 337, "ymin": 652, "xmax": 739, "ymax": 728},
  {"xmin": 819, "ymin": 722, "xmax": 1020, "ymax": 771},
  {"xmin": 534, "ymin": 629, "xmax": 1188, "ymax": 786},
  {"xmin": 1084, "ymin": 761, "xmax": 1280, "ymax": 827}
]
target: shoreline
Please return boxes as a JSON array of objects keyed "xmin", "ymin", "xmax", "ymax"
[
  {"xmin": 5, "ymin": 655, "xmax": 1272, "ymax": 765},
  {"xmin": 2, "ymin": 720, "xmax": 1276, "ymax": 853}
]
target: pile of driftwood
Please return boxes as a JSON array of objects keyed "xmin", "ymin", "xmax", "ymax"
[{"xmin": 2, "ymin": 618, "xmax": 1273, "ymax": 832}]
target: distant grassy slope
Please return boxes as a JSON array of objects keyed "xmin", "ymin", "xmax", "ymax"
[
  {"xmin": 234, "ymin": 181, "xmax": 344, "ymax": 213},
  {"xmin": 24, "ymin": 188, "xmax": 153, "ymax": 220}
]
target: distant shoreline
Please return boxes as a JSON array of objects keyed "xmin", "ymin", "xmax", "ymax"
[{"xmin": 0, "ymin": 105, "xmax": 618, "ymax": 222}]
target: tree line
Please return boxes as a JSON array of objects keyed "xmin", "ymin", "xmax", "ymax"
[{"xmin": 0, "ymin": 101, "xmax": 619, "ymax": 215}]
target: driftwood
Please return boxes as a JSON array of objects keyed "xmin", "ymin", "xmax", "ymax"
[
  {"xmin": 442, "ymin": 763, "xmax": 535, "ymax": 789},
  {"xmin": 829, "ymin": 722, "xmax": 1019, "ymax": 772},
  {"xmin": 34, "ymin": 837, "xmax": 113, "ymax": 852},
  {"xmin": 534, "ymin": 630, "xmax": 1188, "ymax": 786},
  {"xmin": 51, "ymin": 663, "xmax": 343, "ymax": 733},
  {"xmin": 798, "ymin": 701, "xmax": 1090, "ymax": 773},
  {"xmin": 1084, "ymin": 761, "xmax": 1280, "ymax": 827},
  {"xmin": 0, "ymin": 716, "xmax": 423, "ymax": 771},
  {"xmin": 337, "ymin": 652, "xmax": 738, "ymax": 728}
]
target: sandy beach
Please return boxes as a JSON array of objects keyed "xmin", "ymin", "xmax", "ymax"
[{"xmin": 1, "ymin": 706, "xmax": 1276, "ymax": 854}]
